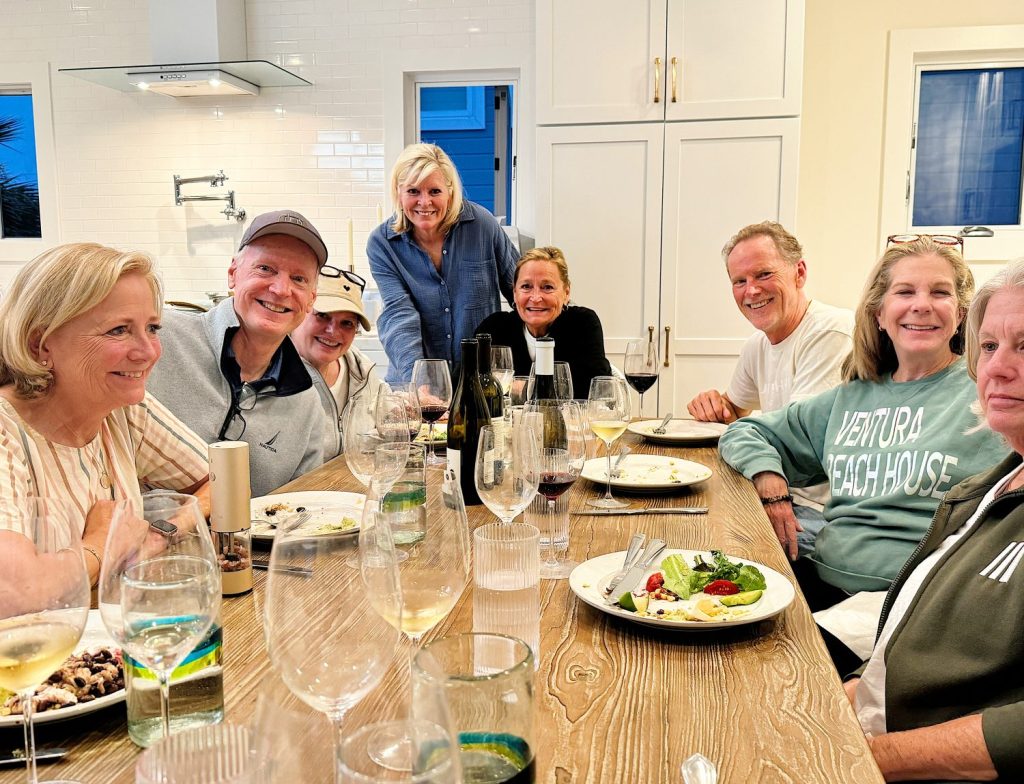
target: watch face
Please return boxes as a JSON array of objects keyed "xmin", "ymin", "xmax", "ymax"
[{"xmin": 149, "ymin": 518, "xmax": 178, "ymax": 536}]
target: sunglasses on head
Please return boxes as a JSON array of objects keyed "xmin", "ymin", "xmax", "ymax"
[
  {"xmin": 886, "ymin": 233, "xmax": 964, "ymax": 251},
  {"xmin": 320, "ymin": 265, "xmax": 366, "ymax": 291}
]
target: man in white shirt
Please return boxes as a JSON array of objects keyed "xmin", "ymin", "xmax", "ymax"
[{"xmin": 687, "ymin": 221, "xmax": 854, "ymax": 552}]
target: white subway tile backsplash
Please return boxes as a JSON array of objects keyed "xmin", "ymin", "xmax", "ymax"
[{"xmin": 0, "ymin": 0, "xmax": 533, "ymax": 299}]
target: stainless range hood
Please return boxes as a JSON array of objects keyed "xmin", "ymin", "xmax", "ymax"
[{"xmin": 58, "ymin": 0, "xmax": 311, "ymax": 97}]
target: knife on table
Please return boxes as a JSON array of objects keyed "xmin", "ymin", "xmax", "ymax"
[
  {"xmin": 0, "ymin": 748, "xmax": 68, "ymax": 767},
  {"xmin": 573, "ymin": 507, "xmax": 708, "ymax": 516},
  {"xmin": 603, "ymin": 532, "xmax": 646, "ymax": 599},
  {"xmin": 604, "ymin": 538, "xmax": 666, "ymax": 603}
]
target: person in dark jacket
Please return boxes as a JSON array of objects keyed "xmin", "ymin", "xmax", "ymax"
[
  {"xmin": 846, "ymin": 258, "xmax": 1024, "ymax": 783},
  {"xmin": 475, "ymin": 246, "xmax": 611, "ymax": 398}
]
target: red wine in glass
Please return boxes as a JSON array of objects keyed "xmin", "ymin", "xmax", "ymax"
[
  {"xmin": 420, "ymin": 404, "xmax": 447, "ymax": 423},
  {"xmin": 625, "ymin": 373, "xmax": 657, "ymax": 394},
  {"xmin": 538, "ymin": 471, "xmax": 576, "ymax": 501}
]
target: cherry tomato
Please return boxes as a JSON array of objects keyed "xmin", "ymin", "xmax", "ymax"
[
  {"xmin": 645, "ymin": 572, "xmax": 664, "ymax": 592},
  {"xmin": 704, "ymin": 579, "xmax": 740, "ymax": 595}
]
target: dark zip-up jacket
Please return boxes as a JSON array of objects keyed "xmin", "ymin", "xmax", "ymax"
[{"xmin": 876, "ymin": 451, "xmax": 1024, "ymax": 781}]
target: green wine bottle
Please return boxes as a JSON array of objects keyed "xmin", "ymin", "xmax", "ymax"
[{"xmin": 447, "ymin": 338, "xmax": 492, "ymax": 505}]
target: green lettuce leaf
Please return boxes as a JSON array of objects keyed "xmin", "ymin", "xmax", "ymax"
[
  {"xmin": 735, "ymin": 564, "xmax": 767, "ymax": 592},
  {"xmin": 660, "ymin": 554, "xmax": 695, "ymax": 599}
]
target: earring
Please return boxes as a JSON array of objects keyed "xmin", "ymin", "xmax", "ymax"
[{"xmin": 40, "ymin": 359, "xmax": 49, "ymax": 368}]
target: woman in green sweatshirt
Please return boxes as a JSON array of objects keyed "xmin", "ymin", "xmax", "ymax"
[{"xmin": 720, "ymin": 237, "xmax": 1008, "ymax": 606}]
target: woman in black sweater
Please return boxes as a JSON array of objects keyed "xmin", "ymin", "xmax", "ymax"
[{"xmin": 476, "ymin": 246, "xmax": 611, "ymax": 397}]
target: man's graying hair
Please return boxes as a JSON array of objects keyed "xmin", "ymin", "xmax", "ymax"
[{"xmin": 721, "ymin": 221, "xmax": 803, "ymax": 267}]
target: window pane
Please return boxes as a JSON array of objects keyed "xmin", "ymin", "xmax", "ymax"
[
  {"xmin": 913, "ymin": 67, "xmax": 1024, "ymax": 227},
  {"xmin": 0, "ymin": 92, "xmax": 41, "ymax": 239}
]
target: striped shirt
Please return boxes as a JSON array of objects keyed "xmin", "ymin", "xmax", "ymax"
[{"xmin": 0, "ymin": 392, "xmax": 209, "ymax": 545}]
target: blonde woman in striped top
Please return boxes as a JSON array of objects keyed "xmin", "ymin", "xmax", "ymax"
[{"xmin": 0, "ymin": 243, "xmax": 210, "ymax": 588}]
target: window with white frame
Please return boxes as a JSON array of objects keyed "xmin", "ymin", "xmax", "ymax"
[
  {"xmin": 0, "ymin": 64, "xmax": 59, "ymax": 262},
  {"xmin": 881, "ymin": 26, "xmax": 1024, "ymax": 260}
]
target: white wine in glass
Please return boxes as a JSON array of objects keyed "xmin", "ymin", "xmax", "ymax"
[
  {"xmin": 267, "ymin": 512, "xmax": 402, "ymax": 784},
  {"xmin": 587, "ymin": 376, "xmax": 632, "ymax": 509},
  {"xmin": 0, "ymin": 497, "xmax": 90, "ymax": 784}
]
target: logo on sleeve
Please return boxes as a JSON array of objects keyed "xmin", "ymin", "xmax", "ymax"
[{"xmin": 979, "ymin": 541, "xmax": 1024, "ymax": 583}]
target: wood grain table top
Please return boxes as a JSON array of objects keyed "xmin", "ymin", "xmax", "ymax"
[{"xmin": 0, "ymin": 434, "xmax": 883, "ymax": 784}]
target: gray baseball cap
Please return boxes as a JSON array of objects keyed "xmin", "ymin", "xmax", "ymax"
[{"xmin": 238, "ymin": 210, "xmax": 329, "ymax": 268}]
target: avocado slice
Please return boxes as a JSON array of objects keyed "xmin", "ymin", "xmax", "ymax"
[{"xmin": 719, "ymin": 589, "xmax": 763, "ymax": 607}]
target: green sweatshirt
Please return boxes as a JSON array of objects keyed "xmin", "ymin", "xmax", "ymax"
[
  {"xmin": 877, "ymin": 453, "xmax": 1024, "ymax": 781},
  {"xmin": 719, "ymin": 361, "xmax": 1009, "ymax": 592}
]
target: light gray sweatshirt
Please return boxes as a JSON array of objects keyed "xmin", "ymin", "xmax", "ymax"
[{"xmin": 147, "ymin": 299, "xmax": 324, "ymax": 496}]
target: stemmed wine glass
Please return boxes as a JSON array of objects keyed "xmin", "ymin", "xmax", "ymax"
[
  {"xmin": 623, "ymin": 339, "xmax": 659, "ymax": 415},
  {"xmin": 491, "ymin": 345, "xmax": 515, "ymax": 419},
  {"xmin": 522, "ymin": 400, "xmax": 587, "ymax": 578},
  {"xmin": 411, "ymin": 359, "xmax": 453, "ymax": 466},
  {"xmin": 377, "ymin": 387, "xmax": 422, "ymax": 443},
  {"xmin": 99, "ymin": 492, "xmax": 220, "ymax": 745},
  {"xmin": 528, "ymin": 361, "xmax": 573, "ymax": 400},
  {"xmin": 265, "ymin": 504, "xmax": 402, "ymax": 784},
  {"xmin": 474, "ymin": 423, "xmax": 539, "ymax": 525},
  {"xmin": 586, "ymin": 376, "xmax": 631, "ymax": 509},
  {"xmin": 0, "ymin": 498, "xmax": 90, "ymax": 784},
  {"xmin": 359, "ymin": 462, "xmax": 471, "ymax": 769},
  {"xmin": 343, "ymin": 395, "xmax": 411, "ymax": 487}
]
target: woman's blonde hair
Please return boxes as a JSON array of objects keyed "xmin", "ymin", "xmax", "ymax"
[
  {"xmin": 842, "ymin": 237, "xmax": 974, "ymax": 382},
  {"xmin": 514, "ymin": 246, "xmax": 571, "ymax": 290},
  {"xmin": 0, "ymin": 242, "xmax": 162, "ymax": 399},
  {"xmin": 965, "ymin": 257, "xmax": 1024, "ymax": 381},
  {"xmin": 389, "ymin": 143, "xmax": 465, "ymax": 236}
]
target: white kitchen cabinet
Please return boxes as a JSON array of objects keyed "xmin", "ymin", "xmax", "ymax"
[
  {"xmin": 536, "ymin": 118, "xmax": 799, "ymax": 415},
  {"xmin": 537, "ymin": 0, "xmax": 803, "ymax": 125}
]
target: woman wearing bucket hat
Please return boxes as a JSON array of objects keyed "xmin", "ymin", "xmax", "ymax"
[{"xmin": 293, "ymin": 265, "xmax": 384, "ymax": 460}]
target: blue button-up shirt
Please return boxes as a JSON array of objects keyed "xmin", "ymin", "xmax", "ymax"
[{"xmin": 367, "ymin": 201, "xmax": 518, "ymax": 382}]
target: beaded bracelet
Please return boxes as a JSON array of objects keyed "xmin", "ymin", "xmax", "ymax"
[{"xmin": 760, "ymin": 494, "xmax": 793, "ymax": 506}]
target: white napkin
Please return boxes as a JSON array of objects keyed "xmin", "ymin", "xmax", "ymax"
[{"xmin": 813, "ymin": 591, "xmax": 887, "ymax": 660}]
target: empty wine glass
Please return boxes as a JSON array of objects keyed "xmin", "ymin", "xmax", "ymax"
[
  {"xmin": 376, "ymin": 388, "xmax": 420, "ymax": 443},
  {"xmin": 343, "ymin": 395, "xmax": 411, "ymax": 488},
  {"xmin": 411, "ymin": 359, "xmax": 453, "ymax": 466},
  {"xmin": 0, "ymin": 498, "xmax": 90, "ymax": 784},
  {"xmin": 491, "ymin": 346, "xmax": 514, "ymax": 417},
  {"xmin": 99, "ymin": 493, "xmax": 220, "ymax": 744},
  {"xmin": 522, "ymin": 400, "xmax": 587, "ymax": 578},
  {"xmin": 474, "ymin": 423, "xmax": 539, "ymax": 525},
  {"xmin": 623, "ymin": 339, "xmax": 659, "ymax": 415},
  {"xmin": 509, "ymin": 376, "xmax": 530, "ymax": 409},
  {"xmin": 586, "ymin": 376, "xmax": 631, "ymax": 509},
  {"xmin": 528, "ymin": 361, "xmax": 573, "ymax": 400},
  {"xmin": 266, "ymin": 507, "xmax": 402, "ymax": 784}
]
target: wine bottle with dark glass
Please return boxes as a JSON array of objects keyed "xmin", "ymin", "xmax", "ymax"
[
  {"xmin": 528, "ymin": 337, "xmax": 557, "ymax": 401},
  {"xmin": 476, "ymin": 333, "xmax": 505, "ymax": 431},
  {"xmin": 447, "ymin": 338, "xmax": 492, "ymax": 505}
]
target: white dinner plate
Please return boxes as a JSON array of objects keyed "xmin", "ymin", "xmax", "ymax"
[
  {"xmin": 569, "ymin": 549, "xmax": 795, "ymax": 632},
  {"xmin": 0, "ymin": 610, "xmax": 124, "ymax": 728},
  {"xmin": 414, "ymin": 422, "xmax": 447, "ymax": 448},
  {"xmin": 627, "ymin": 419, "xmax": 728, "ymax": 444},
  {"xmin": 250, "ymin": 491, "xmax": 366, "ymax": 542},
  {"xmin": 581, "ymin": 455, "xmax": 712, "ymax": 492}
]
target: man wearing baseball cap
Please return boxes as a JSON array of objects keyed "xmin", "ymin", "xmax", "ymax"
[
  {"xmin": 292, "ymin": 266, "xmax": 384, "ymax": 460},
  {"xmin": 148, "ymin": 210, "xmax": 329, "ymax": 495}
]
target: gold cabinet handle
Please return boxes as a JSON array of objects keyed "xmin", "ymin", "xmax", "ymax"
[
  {"xmin": 663, "ymin": 326, "xmax": 671, "ymax": 367},
  {"xmin": 670, "ymin": 56, "xmax": 678, "ymax": 103},
  {"xmin": 647, "ymin": 324, "xmax": 655, "ymax": 344},
  {"xmin": 653, "ymin": 57, "xmax": 662, "ymax": 103}
]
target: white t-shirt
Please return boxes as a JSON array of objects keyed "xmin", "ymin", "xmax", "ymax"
[{"xmin": 726, "ymin": 299, "xmax": 854, "ymax": 508}]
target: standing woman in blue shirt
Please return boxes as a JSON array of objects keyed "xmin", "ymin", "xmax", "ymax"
[{"xmin": 368, "ymin": 143, "xmax": 519, "ymax": 383}]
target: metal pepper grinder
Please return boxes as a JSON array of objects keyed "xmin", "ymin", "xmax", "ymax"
[{"xmin": 209, "ymin": 441, "xmax": 253, "ymax": 595}]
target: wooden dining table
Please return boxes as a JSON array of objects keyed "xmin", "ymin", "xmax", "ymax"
[{"xmin": 1, "ymin": 432, "xmax": 884, "ymax": 783}]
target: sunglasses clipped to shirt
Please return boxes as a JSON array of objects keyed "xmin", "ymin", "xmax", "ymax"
[
  {"xmin": 886, "ymin": 233, "xmax": 964, "ymax": 251},
  {"xmin": 320, "ymin": 265, "xmax": 367, "ymax": 291}
]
